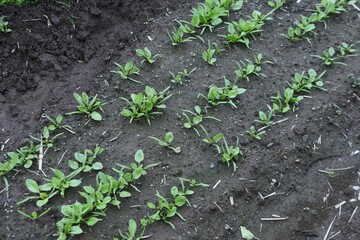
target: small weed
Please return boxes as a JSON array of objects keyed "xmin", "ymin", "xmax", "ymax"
[
  {"xmin": 202, "ymin": 41, "xmax": 217, "ymax": 65},
  {"xmin": 149, "ymin": 132, "xmax": 181, "ymax": 154},
  {"xmin": 246, "ymin": 126, "xmax": 265, "ymax": 140},
  {"xmin": 136, "ymin": 47, "xmax": 159, "ymax": 64},
  {"xmin": 66, "ymin": 92, "xmax": 105, "ymax": 121},
  {"xmin": 111, "ymin": 61, "xmax": 141, "ymax": 83},
  {"xmin": 120, "ymin": 86, "xmax": 172, "ymax": 125},
  {"xmin": 0, "ymin": 16, "xmax": 11, "ymax": 33}
]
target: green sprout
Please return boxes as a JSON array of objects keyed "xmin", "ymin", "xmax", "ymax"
[
  {"xmin": 66, "ymin": 92, "xmax": 105, "ymax": 121},
  {"xmin": 0, "ymin": 16, "xmax": 11, "ymax": 33},
  {"xmin": 202, "ymin": 41, "xmax": 217, "ymax": 65},
  {"xmin": 136, "ymin": 47, "xmax": 159, "ymax": 64},
  {"xmin": 220, "ymin": 137, "xmax": 242, "ymax": 171},
  {"xmin": 68, "ymin": 145, "xmax": 104, "ymax": 172},
  {"xmin": 149, "ymin": 132, "xmax": 181, "ymax": 154},
  {"xmin": 17, "ymin": 208, "xmax": 51, "ymax": 221},
  {"xmin": 120, "ymin": 86, "xmax": 172, "ymax": 125},
  {"xmin": 246, "ymin": 126, "xmax": 265, "ymax": 140},
  {"xmin": 111, "ymin": 61, "xmax": 141, "ymax": 83}
]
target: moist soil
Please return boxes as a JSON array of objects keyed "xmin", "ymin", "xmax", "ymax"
[{"xmin": 0, "ymin": 0, "xmax": 359, "ymax": 239}]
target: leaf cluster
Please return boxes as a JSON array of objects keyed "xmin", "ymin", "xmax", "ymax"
[
  {"xmin": 68, "ymin": 145, "xmax": 104, "ymax": 172},
  {"xmin": 66, "ymin": 92, "xmax": 105, "ymax": 121},
  {"xmin": 120, "ymin": 86, "xmax": 172, "ymax": 125},
  {"xmin": 198, "ymin": 77, "xmax": 246, "ymax": 108},
  {"xmin": 149, "ymin": 132, "xmax": 181, "ymax": 154}
]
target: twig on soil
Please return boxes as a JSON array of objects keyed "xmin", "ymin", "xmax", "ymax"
[
  {"xmin": 43, "ymin": 15, "xmax": 52, "ymax": 27},
  {"xmin": 348, "ymin": 206, "xmax": 358, "ymax": 223},
  {"xmin": 22, "ymin": 18, "xmax": 42, "ymax": 22},
  {"xmin": 38, "ymin": 136, "xmax": 47, "ymax": 177},
  {"xmin": 352, "ymin": 3, "xmax": 360, "ymax": 11},
  {"xmin": 229, "ymin": 196, "xmax": 234, "ymax": 206},
  {"xmin": 258, "ymin": 118, "xmax": 289, "ymax": 132},
  {"xmin": 1, "ymin": 138, "xmax": 10, "ymax": 151},
  {"xmin": 130, "ymin": 205, "xmax": 142, "ymax": 208},
  {"xmin": 110, "ymin": 132, "xmax": 122, "ymax": 142},
  {"xmin": 140, "ymin": 235, "xmax": 153, "ymax": 239},
  {"xmin": 214, "ymin": 202, "xmax": 224, "ymax": 213},
  {"xmin": 353, "ymin": 93, "xmax": 360, "ymax": 101},
  {"xmin": 260, "ymin": 216, "xmax": 288, "ymax": 221},
  {"xmin": 323, "ymin": 215, "xmax": 336, "ymax": 240},
  {"xmin": 58, "ymin": 149, "xmax": 68, "ymax": 164},
  {"xmin": 327, "ymin": 231, "xmax": 341, "ymax": 240},
  {"xmin": 213, "ymin": 180, "xmax": 221, "ymax": 189},
  {"xmin": 259, "ymin": 192, "xmax": 277, "ymax": 200},
  {"xmin": 318, "ymin": 166, "xmax": 355, "ymax": 174}
]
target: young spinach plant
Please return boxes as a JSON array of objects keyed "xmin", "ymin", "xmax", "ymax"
[
  {"xmin": 149, "ymin": 132, "xmax": 181, "ymax": 154},
  {"xmin": 111, "ymin": 61, "xmax": 141, "ymax": 83},
  {"xmin": 136, "ymin": 47, "xmax": 159, "ymax": 64},
  {"xmin": 66, "ymin": 92, "xmax": 105, "ymax": 121}
]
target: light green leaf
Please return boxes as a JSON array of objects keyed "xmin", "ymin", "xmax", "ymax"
[{"xmin": 90, "ymin": 111, "xmax": 102, "ymax": 121}]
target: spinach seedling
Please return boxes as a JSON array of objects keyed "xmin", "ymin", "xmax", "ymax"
[
  {"xmin": 136, "ymin": 47, "xmax": 159, "ymax": 64},
  {"xmin": 114, "ymin": 219, "xmax": 147, "ymax": 240},
  {"xmin": 271, "ymin": 88, "xmax": 303, "ymax": 113},
  {"xmin": 30, "ymin": 126, "xmax": 63, "ymax": 148},
  {"xmin": 147, "ymin": 189, "xmax": 189, "ymax": 229},
  {"xmin": 198, "ymin": 77, "xmax": 246, "ymax": 108},
  {"xmin": 255, "ymin": 109, "xmax": 274, "ymax": 126},
  {"xmin": 111, "ymin": 61, "xmax": 141, "ymax": 83},
  {"xmin": 202, "ymin": 41, "xmax": 217, "ymax": 65},
  {"xmin": 66, "ymin": 92, "xmax": 105, "ymax": 121},
  {"xmin": 0, "ymin": 16, "xmax": 11, "ymax": 33},
  {"xmin": 2, "ymin": 140, "xmax": 39, "ymax": 173},
  {"xmin": 55, "ymin": 202, "xmax": 105, "ymax": 240},
  {"xmin": 190, "ymin": 1, "xmax": 229, "ymax": 33},
  {"xmin": 313, "ymin": 42, "xmax": 357, "ymax": 65},
  {"xmin": 149, "ymin": 132, "xmax": 181, "ymax": 154},
  {"xmin": 167, "ymin": 26, "xmax": 195, "ymax": 46},
  {"xmin": 200, "ymin": 125, "xmax": 223, "ymax": 154},
  {"xmin": 17, "ymin": 179, "xmax": 59, "ymax": 207},
  {"xmin": 268, "ymin": 0, "xmax": 286, "ymax": 9},
  {"xmin": 68, "ymin": 145, "xmax": 104, "ymax": 172},
  {"xmin": 240, "ymin": 226, "xmax": 260, "ymax": 240},
  {"xmin": 120, "ymin": 86, "xmax": 172, "ymax": 125},
  {"xmin": 287, "ymin": 69, "xmax": 326, "ymax": 93},
  {"xmin": 43, "ymin": 114, "xmax": 75, "ymax": 134},
  {"xmin": 17, "ymin": 208, "xmax": 51, "ymax": 221},
  {"xmin": 246, "ymin": 126, "xmax": 265, "ymax": 140},
  {"xmin": 115, "ymin": 150, "xmax": 160, "ymax": 181},
  {"xmin": 220, "ymin": 137, "xmax": 242, "ymax": 171},
  {"xmin": 42, "ymin": 167, "xmax": 83, "ymax": 198},
  {"xmin": 170, "ymin": 67, "xmax": 197, "ymax": 85},
  {"xmin": 182, "ymin": 105, "xmax": 221, "ymax": 128}
]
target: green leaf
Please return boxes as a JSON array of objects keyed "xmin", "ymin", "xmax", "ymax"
[
  {"xmin": 90, "ymin": 111, "xmax": 102, "ymax": 121},
  {"xmin": 166, "ymin": 207, "xmax": 177, "ymax": 217},
  {"xmin": 36, "ymin": 199, "xmax": 48, "ymax": 207},
  {"xmin": 240, "ymin": 226, "xmax": 256, "ymax": 240},
  {"xmin": 69, "ymin": 179, "xmax": 82, "ymax": 187},
  {"xmin": 128, "ymin": 219, "xmax": 137, "ymax": 237},
  {"xmin": 92, "ymin": 162, "xmax": 103, "ymax": 170},
  {"xmin": 134, "ymin": 150, "xmax": 144, "ymax": 163},
  {"xmin": 86, "ymin": 217, "xmax": 102, "ymax": 226},
  {"xmin": 26, "ymin": 179, "xmax": 40, "ymax": 193},
  {"xmin": 164, "ymin": 132, "xmax": 174, "ymax": 143},
  {"xmin": 70, "ymin": 225, "xmax": 83, "ymax": 235},
  {"xmin": 43, "ymin": 127, "xmax": 50, "ymax": 139},
  {"xmin": 171, "ymin": 186, "xmax": 178, "ymax": 197},
  {"xmin": 119, "ymin": 191, "xmax": 132, "ymax": 198},
  {"xmin": 147, "ymin": 202, "xmax": 156, "ymax": 209}
]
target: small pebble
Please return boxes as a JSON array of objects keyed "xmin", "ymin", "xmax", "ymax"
[
  {"xmin": 302, "ymin": 134, "xmax": 309, "ymax": 142},
  {"xmin": 210, "ymin": 163, "xmax": 215, "ymax": 169}
]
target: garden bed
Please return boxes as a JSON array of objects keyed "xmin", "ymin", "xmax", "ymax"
[{"xmin": 0, "ymin": 0, "xmax": 359, "ymax": 239}]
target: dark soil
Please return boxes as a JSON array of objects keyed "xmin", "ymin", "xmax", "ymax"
[{"xmin": 1, "ymin": 0, "xmax": 359, "ymax": 239}]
